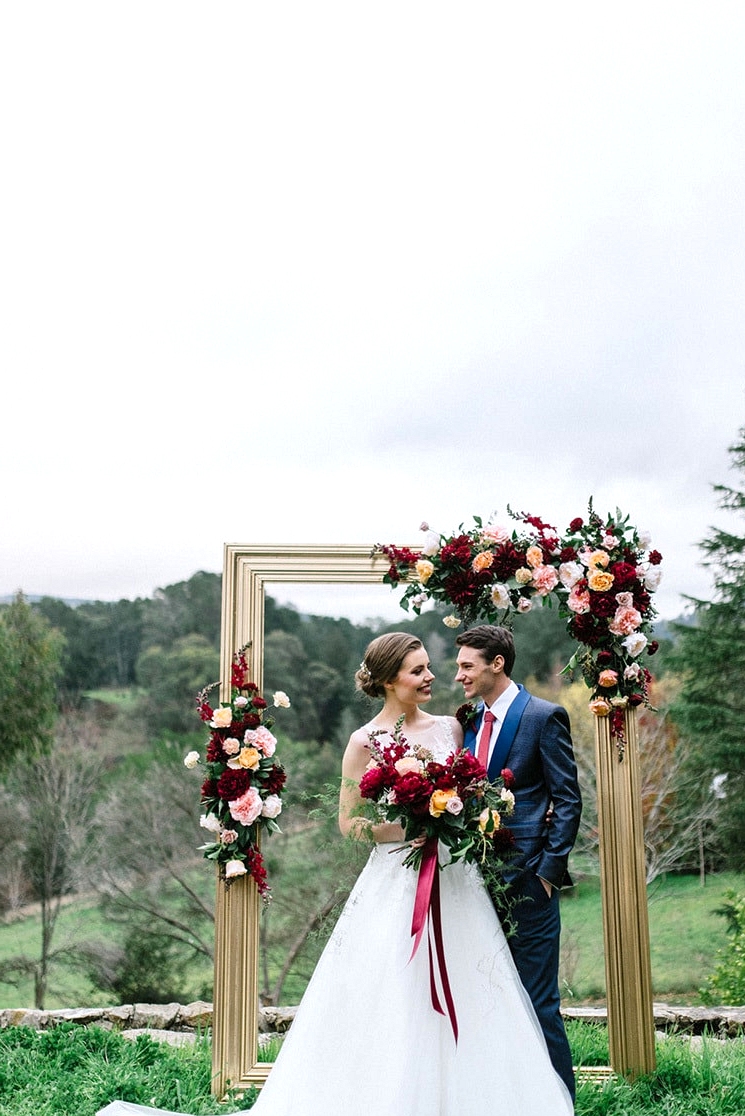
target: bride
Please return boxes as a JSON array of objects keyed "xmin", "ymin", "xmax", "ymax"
[{"xmin": 97, "ymin": 633, "xmax": 573, "ymax": 1116}]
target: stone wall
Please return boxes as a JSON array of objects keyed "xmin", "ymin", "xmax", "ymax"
[{"xmin": 1, "ymin": 1002, "xmax": 744, "ymax": 1040}]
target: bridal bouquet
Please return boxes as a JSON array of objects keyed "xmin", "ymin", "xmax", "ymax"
[
  {"xmin": 185, "ymin": 646, "xmax": 290, "ymax": 899},
  {"xmin": 358, "ymin": 718, "xmax": 515, "ymax": 871}
]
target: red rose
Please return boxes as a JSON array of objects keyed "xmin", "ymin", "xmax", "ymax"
[
  {"xmin": 201, "ymin": 777, "xmax": 219, "ymax": 801},
  {"xmin": 206, "ymin": 736, "xmax": 225, "ymax": 762},
  {"xmin": 589, "ymin": 593, "xmax": 616, "ymax": 619},
  {"xmin": 610, "ymin": 561, "xmax": 638, "ymax": 589},
  {"xmin": 359, "ymin": 765, "xmax": 393, "ymax": 800},
  {"xmin": 628, "ymin": 693, "xmax": 644, "ymax": 706},
  {"xmin": 647, "ymin": 641, "xmax": 659, "ymax": 656},
  {"xmin": 596, "ymin": 650, "xmax": 613, "ymax": 666},
  {"xmin": 243, "ymin": 712, "xmax": 261, "ymax": 729},
  {"xmin": 264, "ymin": 764, "xmax": 287, "ymax": 795},
  {"xmin": 217, "ymin": 768, "xmax": 253, "ymax": 801},
  {"xmin": 392, "ymin": 772, "xmax": 432, "ymax": 815},
  {"xmin": 252, "ymin": 696, "xmax": 268, "ymax": 710},
  {"xmin": 451, "ymin": 749, "xmax": 487, "ymax": 783},
  {"xmin": 569, "ymin": 517, "xmax": 584, "ymax": 532},
  {"xmin": 492, "ymin": 828, "xmax": 516, "ymax": 855},
  {"xmin": 500, "ymin": 767, "xmax": 515, "ymax": 789},
  {"xmin": 492, "ymin": 541, "xmax": 526, "ymax": 582},
  {"xmin": 440, "ymin": 534, "xmax": 473, "ymax": 566},
  {"xmin": 426, "ymin": 761, "xmax": 455, "ymax": 790},
  {"xmin": 559, "ymin": 546, "xmax": 578, "ymax": 562},
  {"xmin": 648, "ymin": 550, "xmax": 663, "ymax": 565},
  {"xmin": 569, "ymin": 613, "xmax": 605, "ymax": 647}
]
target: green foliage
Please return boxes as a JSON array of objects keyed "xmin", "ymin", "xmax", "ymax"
[
  {"xmin": 86, "ymin": 928, "xmax": 190, "ymax": 1005},
  {"xmin": 670, "ymin": 426, "xmax": 745, "ymax": 868},
  {"xmin": 136, "ymin": 634, "xmax": 220, "ymax": 734},
  {"xmin": 0, "ymin": 593, "xmax": 64, "ymax": 771},
  {"xmin": 701, "ymin": 890, "xmax": 745, "ymax": 1005}
]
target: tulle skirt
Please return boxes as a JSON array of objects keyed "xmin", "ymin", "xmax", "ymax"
[{"xmin": 97, "ymin": 842, "xmax": 573, "ymax": 1116}]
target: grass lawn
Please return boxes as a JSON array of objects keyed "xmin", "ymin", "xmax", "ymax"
[
  {"xmin": 0, "ymin": 1022, "xmax": 744, "ymax": 1115},
  {"xmin": 558, "ymin": 871, "xmax": 741, "ymax": 1004}
]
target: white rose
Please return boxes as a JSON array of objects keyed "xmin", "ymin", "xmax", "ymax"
[
  {"xmin": 442, "ymin": 615, "xmax": 462, "ymax": 629},
  {"xmin": 272, "ymin": 690, "xmax": 291, "ymax": 708},
  {"xmin": 421, "ymin": 530, "xmax": 441, "ymax": 557},
  {"xmin": 490, "ymin": 583, "xmax": 511, "ymax": 609},
  {"xmin": 624, "ymin": 663, "xmax": 642, "ymax": 681},
  {"xmin": 638, "ymin": 530, "xmax": 652, "ymax": 549},
  {"xmin": 200, "ymin": 813, "xmax": 222, "ymax": 833},
  {"xmin": 558, "ymin": 561, "xmax": 583, "ymax": 589},
  {"xmin": 224, "ymin": 860, "xmax": 248, "ymax": 879},
  {"xmin": 643, "ymin": 565, "xmax": 663, "ymax": 591},
  {"xmin": 516, "ymin": 597, "xmax": 532, "ymax": 613},
  {"xmin": 623, "ymin": 632, "xmax": 648, "ymax": 657},
  {"xmin": 261, "ymin": 794, "xmax": 283, "ymax": 819},
  {"xmin": 234, "ymin": 695, "xmax": 249, "ymax": 708},
  {"xmin": 183, "ymin": 751, "xmax": 200, "ymax": 769},
  {"xmin": 445, "ymin": 796, "xmax": 464, "ymax": 815},
  {"xmin": 500, "ymin": 788, "xmax": 515, "ymax": 811},
  {"xmin": 515, "ymin": 567, "xmax": 533, "ymax": 586},
  {"xmin": 603, "ymin": 534, "xmax": 618, "ymax": 549}
]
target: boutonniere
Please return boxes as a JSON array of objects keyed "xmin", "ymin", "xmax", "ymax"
[{"xmin": 456, "ymin": 702, "xmax": 479, "ymax": 730}]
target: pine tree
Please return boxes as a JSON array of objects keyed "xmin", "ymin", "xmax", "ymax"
[{"xmin": 671, "ymin": 427, "xmax": 745, "ymax": 867}]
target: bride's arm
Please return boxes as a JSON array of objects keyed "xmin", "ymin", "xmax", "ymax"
[{"xmin": 338, "ymin": 728, "xmax": 406, "ymax": 844}]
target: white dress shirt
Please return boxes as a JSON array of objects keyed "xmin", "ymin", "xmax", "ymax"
[{"xmin": 481, "ymin": 679, "xmax": 520, "ymax": 765}]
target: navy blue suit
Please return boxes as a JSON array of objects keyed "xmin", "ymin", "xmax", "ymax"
[{"xmin": 465, "ymin": 687, "xmax": 581, "ymax": 1099}]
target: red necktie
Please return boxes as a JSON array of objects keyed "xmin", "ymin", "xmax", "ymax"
[{"xmin": 476, "ymin": 710, "xmax": 496, "ymax": 769}]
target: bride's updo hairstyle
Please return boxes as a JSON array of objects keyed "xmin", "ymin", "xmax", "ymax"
[{"xmin": 355, "ymin": 633, "xmax": 423, "ymax": 699}]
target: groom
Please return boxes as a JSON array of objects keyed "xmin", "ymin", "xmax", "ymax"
[{"xmin": 455, "ymin": 624, "xmax": 581, "ymax": 1101}]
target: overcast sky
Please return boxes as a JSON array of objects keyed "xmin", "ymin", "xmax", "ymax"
[{"xmin": 2, "ymin": 3, "xmax": 744, "ymax": 624}]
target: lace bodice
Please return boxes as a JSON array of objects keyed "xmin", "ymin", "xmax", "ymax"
[{"xmin": 366, "ymin": 716, "xmax": 457, "ymax": 764}]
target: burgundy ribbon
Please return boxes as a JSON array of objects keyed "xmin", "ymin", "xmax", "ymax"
[{"xmin": 409, "ymin": 836, "xmax": 459, "ymax": 1042}]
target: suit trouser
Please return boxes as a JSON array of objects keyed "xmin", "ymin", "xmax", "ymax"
[{"xmin": 504, "ymin": 871, "xmax": 576, "ymax": 1102}]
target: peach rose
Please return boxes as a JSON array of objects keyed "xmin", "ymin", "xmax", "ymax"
[
  {"xmin": 395, "ymin": 756, "xmax": 422, "ymax": 776},
  {"xmin": 472, "ymin": 550, "xmax": 494, "ymax": 573},
  {"xmin": 515, "ymin": 567, "xmax": 533, "ymax": 585},
  {"xmin": 210, "ymin": 706, "xmax": 233, "ymax": 728},
  {"xmin": 589, "ymin": 697, "xmax": 611, "ymax": 717},
  {"xmin": 429, "ymin": 788, "xmax": 458, "ymax": 817},
  {"xmin": 598, "ymin": 669, "xmax": 619, "ymax": 688},
  {"xmin": 526, "ymin": 545, "xmax": 544, "ymax": 569},
  {"xmin": 588, "ymin": 549, "xmax": 610, "ymax": 569},
  {"xmin": 415, "ymin": 559, "xmax": 435, "ymax": 584},
  {"xmin": 587, "ymin": 569, "xmax": 614, "ymax": 592},
  {"xmin": 228, "ymin": 746, "xmax": 261, "ymax": 770},
  {"xmin": 481, "ymin": 525, "xmax": 510, "ymax": 544}
]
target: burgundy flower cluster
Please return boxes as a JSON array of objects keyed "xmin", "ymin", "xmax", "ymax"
[
  {"xmin": 376, "ymin": 504, "xmax": 663, "ymax": 758},
  {"xmin": 358, "ymin": 720, "xmax": 515, "ymax": 871},
  {"xmin": 190, "ymin": 648, "xmax": 288, "ymax": 898}
]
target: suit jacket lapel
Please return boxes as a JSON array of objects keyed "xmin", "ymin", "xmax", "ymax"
[{"xmin": 487, "ymin": 684, "xmax": 530, "ymax": 780}]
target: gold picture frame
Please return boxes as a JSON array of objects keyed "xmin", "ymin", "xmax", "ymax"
[{"xmin": 212, "ymin": 543, "xmax": 403, "ymax": 1095}]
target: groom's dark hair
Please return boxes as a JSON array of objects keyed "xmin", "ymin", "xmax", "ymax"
[{"xmin": 455, "ymin": 625, "xmax": 516, "ymax": 676}]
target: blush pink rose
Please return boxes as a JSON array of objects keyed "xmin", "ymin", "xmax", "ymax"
[
  {"xmin": 228, "ymin": 786, "xmax": 263, "ymax": 826},
  {"xmin": 609, "ymin": 605, "xmax": 642, "ymax": 636},
  {"xmin": 244, "ymin": 726, "xmax": 277, "ymax": 756},
  {"xmin": 531, "ymin": 565, "xmax": 559, "ymax": 595},
  {"xmin": 567, "ymin": 586, "xmax": 591, "ymax": 614}
]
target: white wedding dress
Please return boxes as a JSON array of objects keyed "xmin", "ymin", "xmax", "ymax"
[{"xmin": 97, "ymin": 719, "xmax": 573, "ymax": 1116}]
